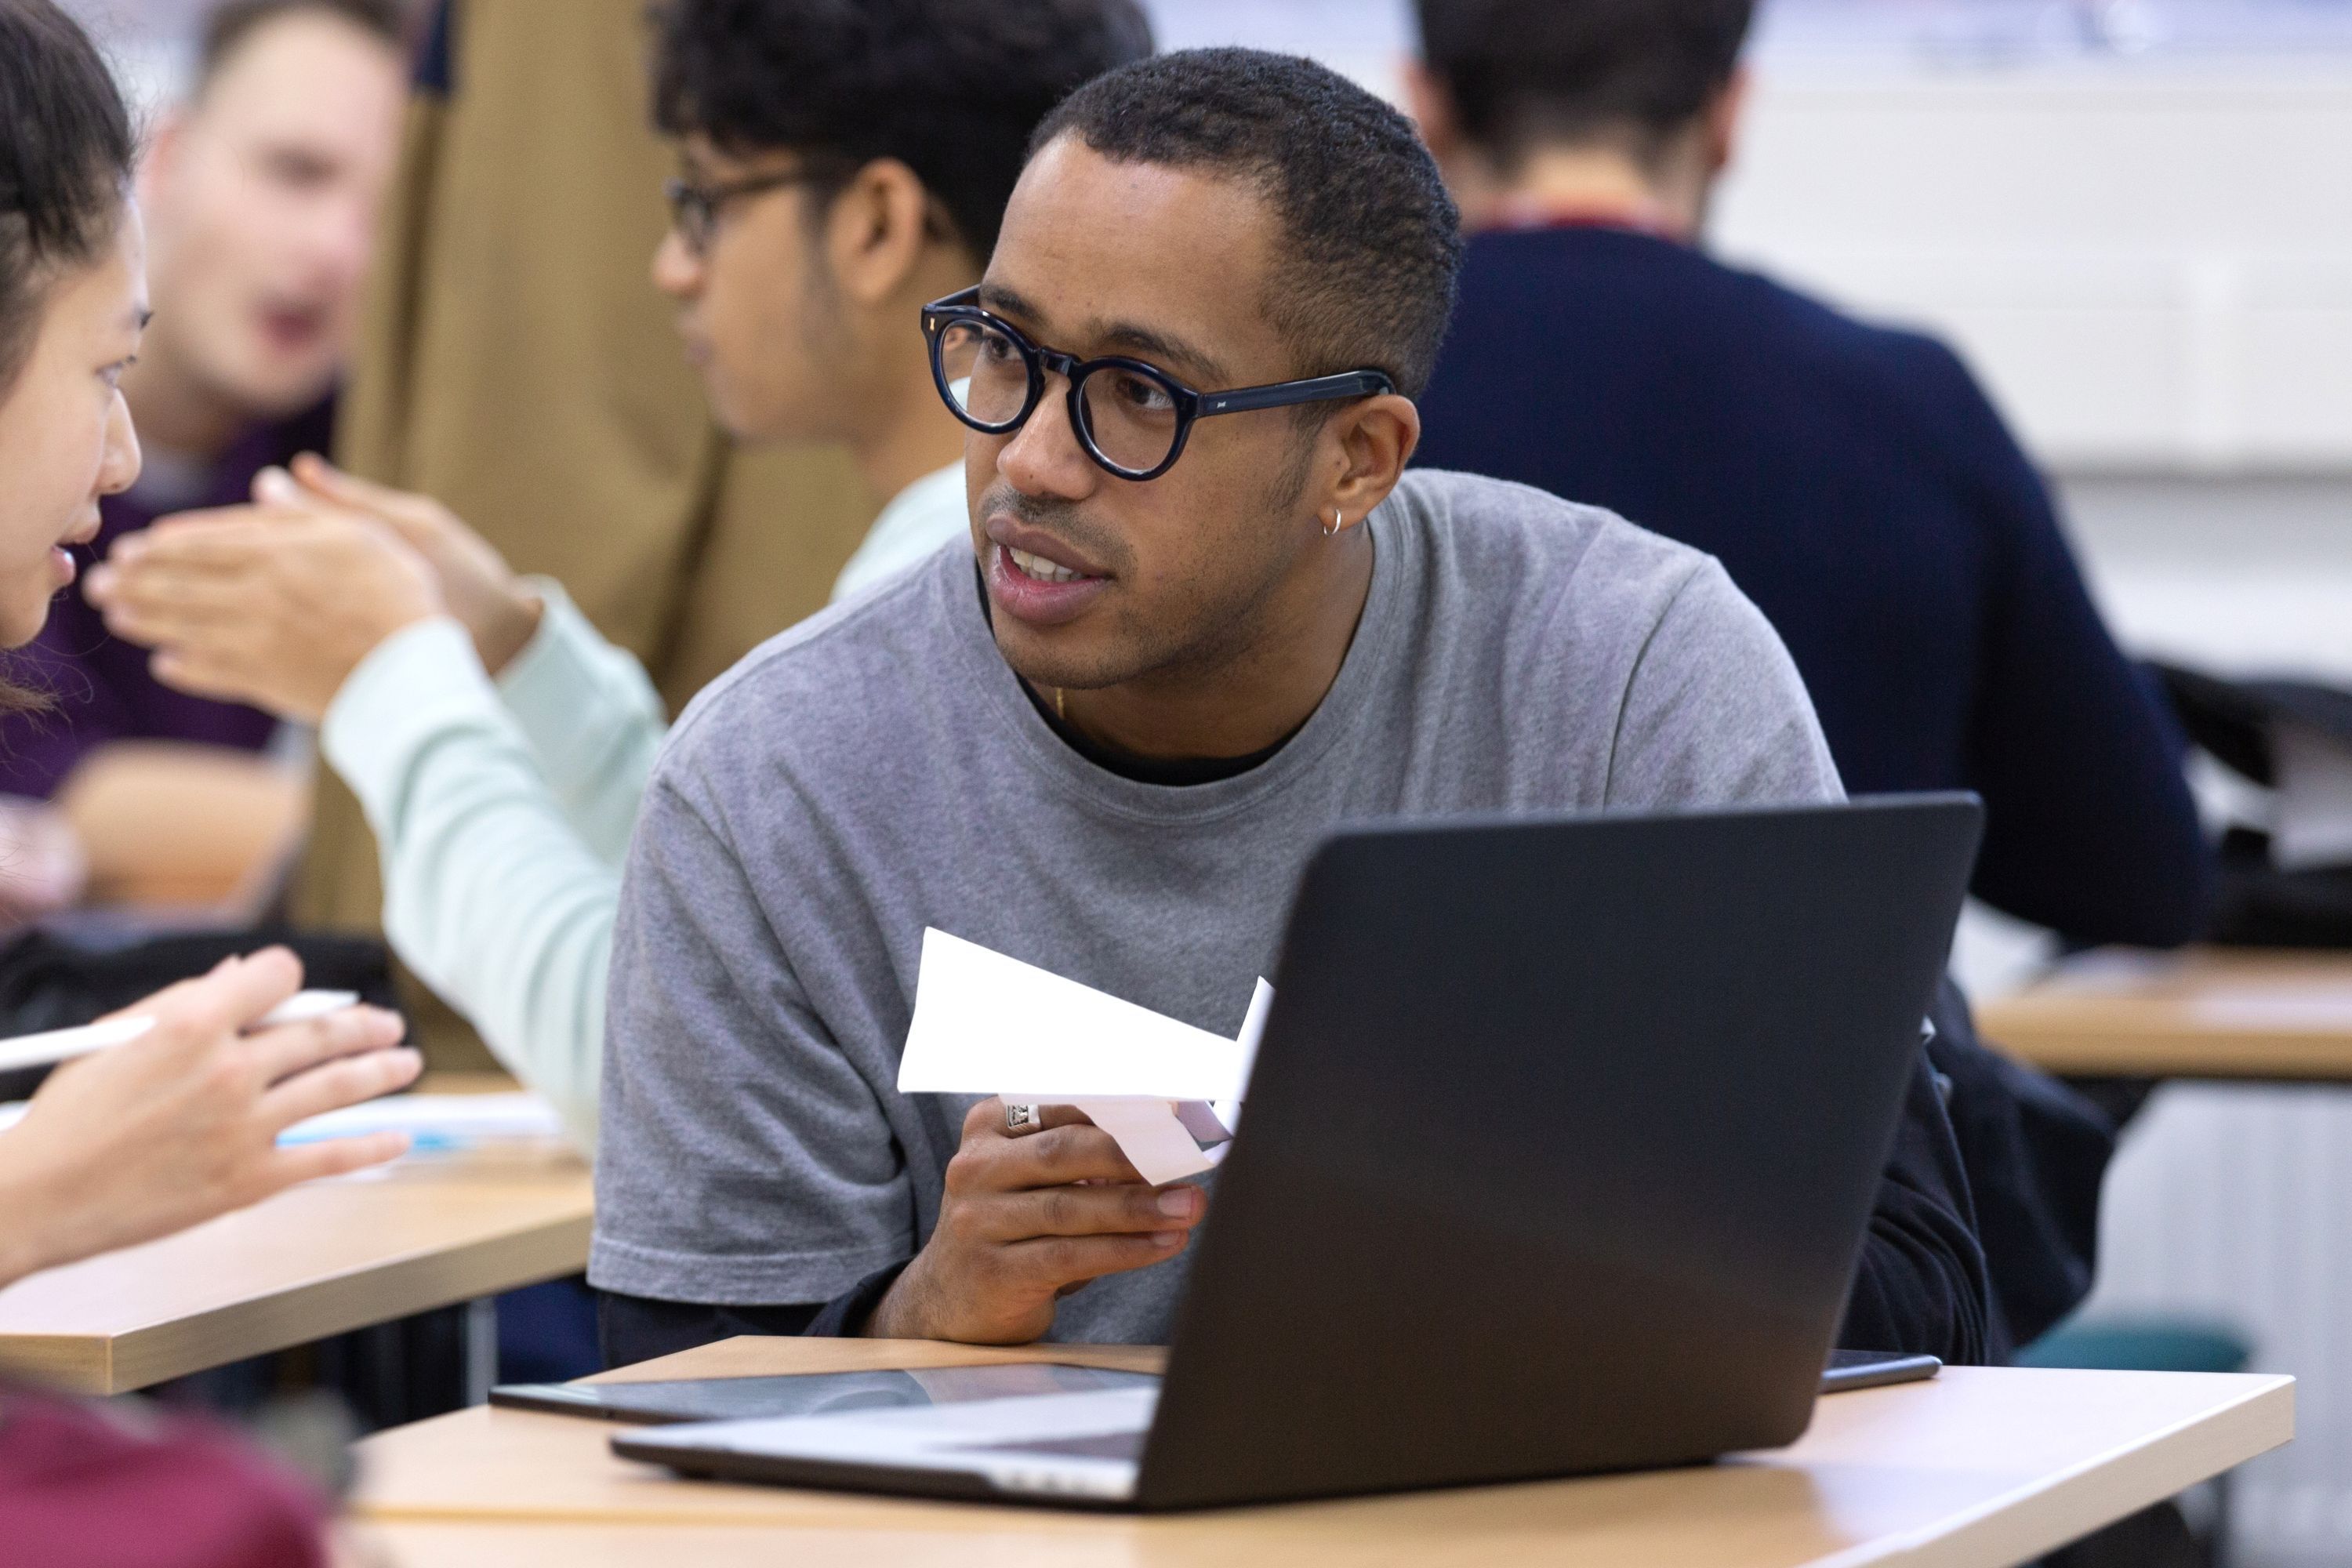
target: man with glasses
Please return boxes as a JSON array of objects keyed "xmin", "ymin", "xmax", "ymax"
[
  {"xmin": 589, "ymin": 48, "xmax": 1991, "ymax": 1364},
  {"xmin": 85, "ymin": 0, "xmax": 1152, "ymax": 1147}
]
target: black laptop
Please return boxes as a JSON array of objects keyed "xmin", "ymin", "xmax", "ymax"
[{"xmin": 615, "ymin": 795, "xmax": 1983, "ymax": 1510}]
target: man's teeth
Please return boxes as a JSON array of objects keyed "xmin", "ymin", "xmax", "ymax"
[{"xmin": 1007, "ymin": 546, "xmax": 1086, "ymax": 584}]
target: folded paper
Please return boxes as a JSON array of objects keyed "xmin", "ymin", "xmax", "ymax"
[{"xmin": 898, "ymin": 928, "xmax": 1268, "ymax": 1184}]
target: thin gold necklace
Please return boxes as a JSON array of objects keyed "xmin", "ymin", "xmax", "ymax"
[{"xmin": 1054, "ymin": 687, "xmax": 1068, "ymax": 720}]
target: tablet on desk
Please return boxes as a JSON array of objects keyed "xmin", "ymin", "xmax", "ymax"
[
  {"xmin": 497, "ymin": 1351, "xmax": 1936, "ymax": 1428},
  {"xmin": 491, "ymin": 1363, "xmax": 1160, "ymax": 1425}
]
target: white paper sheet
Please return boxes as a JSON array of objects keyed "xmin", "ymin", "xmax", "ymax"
[
  {"xmin": 897, "ymin": 928, "xmax": 1266, "ymax": 1184},
  {"xmin": 274, "ymin": 1091, "xmax": 564, "ymax": 1147}
]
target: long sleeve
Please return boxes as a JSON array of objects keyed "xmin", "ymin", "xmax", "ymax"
[
  {"xmin": 1839, "ymin": 1050, "xmax": 1995, "ymax": 1363},
  {"xmin": 320, "ymin": 615, "xmax": 647, "ymax": 1149},
  {"xmin": 492, "ymin": 582, "xmax": 668, "ymax": 865},
  {"xmin": 1924, "ymin": 346, "xmax": 2216, "ymax": 946},
  {"xmin": 1610, "ymin": 558, "xmax": 1992, "ymax": 1363}
]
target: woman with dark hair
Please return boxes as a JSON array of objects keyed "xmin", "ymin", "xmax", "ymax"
[
  {"xmin": 0, "ymin": 0, "xmax": 419, "ymax": 1292},
  {"xmin": 0, "ymin": 18, "xmax": 397, "ymax": 1556}
]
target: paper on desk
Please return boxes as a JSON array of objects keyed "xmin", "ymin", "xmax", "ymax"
[
  {"xmin": 275, "ymin": 1092, "xmax": 564, "ymax": 1147},
  {"xmin": 898, "ymin": 928, "xmax": 1269, "ymax": 1184}
]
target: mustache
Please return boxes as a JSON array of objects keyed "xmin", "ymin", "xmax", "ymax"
[{"xmin": 975, "ymin": 481, "xmax": 1127, "ymax": 568}]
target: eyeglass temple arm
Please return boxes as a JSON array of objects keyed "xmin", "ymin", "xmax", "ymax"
[{"xmin": 1199, "ymin": 371, "xmax": 1397, "ymax": 417}]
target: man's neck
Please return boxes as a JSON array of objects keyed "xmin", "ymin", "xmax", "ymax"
[
  {"xmin": 120, "ymin": 339, "xmax": 252, "ymax": 461},
  {"xmin": 1454, "ymin": 145, "xmax": 1703, "ymax": 241},
  {"xmin": 1047, "ymin": 524, "xmax": 1377, "ymax": 763},
  {"xmin": 849, "ymin": 350, "xmax": 970, "ymax": 506}
]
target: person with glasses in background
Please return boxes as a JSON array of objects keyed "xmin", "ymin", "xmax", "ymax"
[
  {"xmin": 82, "ymin": 0, "xmax": 1154, "ymax": 1150},
  {"xmin": 0, "ymin": 0, "xmax": 405, "ymax": 925},
  {"xmin": 584, "ymin": 47, "xmax": 1991, "ymax": 1367}
]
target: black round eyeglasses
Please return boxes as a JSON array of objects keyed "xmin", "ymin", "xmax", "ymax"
[{"xmin": 920, "ymin": 287, "xmax": 1397, "ymax": 482}]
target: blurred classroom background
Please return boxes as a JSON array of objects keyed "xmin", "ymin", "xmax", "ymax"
[{"xmin": 52, "ymin": 2, "xmax": 2352, "ymax": 1561}]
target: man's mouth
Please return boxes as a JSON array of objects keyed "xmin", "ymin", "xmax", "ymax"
[
  {"xmin": 984, "ymin": 521, "xmax": 1112, "ymax": 628},
  {"xmin": 256, "ymin": 300, "xmax": 327, "ymax": 355},
  {"xmin": 1004, "ymin": 545, "xmax": 1093, "ymax": 585}
]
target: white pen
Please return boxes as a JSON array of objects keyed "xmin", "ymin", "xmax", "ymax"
[{"xmin": 0, "ymin": 990, "xmax": 364, "ymax": 1076}]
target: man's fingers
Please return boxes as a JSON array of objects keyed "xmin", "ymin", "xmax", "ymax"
[
  {"xmin": 1002, "ymin": 1231, "xmax": 1191, "ymax": 1292},
  {"xmin": 290, "ymin": 453, "xmax": 427, "ymax": 525},
  {"xmin": 964, "ymin": 1097, "xmax": 1096, "ymax": 1140},
  {"xmin": 996, "ymin": 1123, "xmax": 1148, "ymax": 1189},
  {"xmin": 91, "ymin": 560, "xmax": 263, "ymax": 623},
  {"xmin": 247, "ymin": 1004, "xmax": 407, "ymax": 1084},
  {"xmin": 121, "ymin": 516, "xmax": 290, "ymax": 566},
  {"xmin": 257, "ymin": 1044, "xmax": 423, "ymax": 1131},
  {"xmin": 980, "ymin": 1180, "xmax": 1205, "ymax": 1243},
  {"xmin": 149, "ymin": 651, "xmax": 274, "ymax": 706},
  {"xmin": 264, "ymin": 1131, "xmax": 412, "ymax": 1190}
]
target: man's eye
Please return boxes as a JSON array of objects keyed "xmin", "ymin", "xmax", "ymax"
[{"xmin": 1115, "ymin": 372, "xmax": 1173, "ymax": 413}]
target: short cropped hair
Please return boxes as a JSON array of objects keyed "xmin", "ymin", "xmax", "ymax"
[
  {"xmin": 198, "ymin": 0, "xmax": 408, "ymax": 93},
  {"xmin": 1030, "ymin": 48, "xmax": 1462, "ymax": 400},
  {"xmin": 1416, "ymin": 0, "xmax": 1755, "ymax": 170},
  {"xmin": 0, "ymin": 0, "xmax": 136, "ymax": 393},
  {"xmin": 650, "ymin": 0, "xmax": 1154, "ymax": 265}
]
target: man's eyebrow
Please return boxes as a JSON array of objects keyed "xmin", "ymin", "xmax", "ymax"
[
  {"xmin": 976, "ymin": 282, "xmax": 1230, "ymax": 386},
  {"xmin": 1096, "ymin": 320, "xmax": 1228, "ymax": 385},
  {"xmin": 977, "ymin": 281, "xmax": 1044, "ymax": 322}
]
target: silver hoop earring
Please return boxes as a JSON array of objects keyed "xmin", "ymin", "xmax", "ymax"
[{"xmin": 1323, "ymin": 508, "xmax": 1342, "ymax": 538}]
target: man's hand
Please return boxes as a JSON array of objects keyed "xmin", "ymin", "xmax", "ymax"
[
  {"xmin": 865, "ymin": 1099, "xmax": 1207, "ymax": 1344},
  {"xmin": 268, "ymin": 456, "xmax": 543, "ymax": 677},
  {"xmin": 85, "ymin": 506, "xmax": 443, "ymax": 724}
]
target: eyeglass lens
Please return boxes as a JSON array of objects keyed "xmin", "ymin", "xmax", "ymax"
[{"xmin": 935, "ymin": 318, "xmax": 1183, "ymax": 476}]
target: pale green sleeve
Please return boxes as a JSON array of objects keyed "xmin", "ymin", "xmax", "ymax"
[
  {"xmin": 320, "ymin": 615, "xmax": 630, "ymax": 1150},
  {"xmin": 492, "ymin": 580, "xmax": 669, "ymax": 866}
]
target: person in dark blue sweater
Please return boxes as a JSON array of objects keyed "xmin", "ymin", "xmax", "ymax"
[{"xmin": 1406, "ymin": 0, "xmax": 2212, "ymax": 950}]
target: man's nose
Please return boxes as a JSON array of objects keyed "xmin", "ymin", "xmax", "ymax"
[
  {"xmin": 651, "ymin": 229, "xmax": 702, "ymax": 298},
  {"xmin": 996, "ymin": 385, "xmax": 1097, "ymax": 502}
]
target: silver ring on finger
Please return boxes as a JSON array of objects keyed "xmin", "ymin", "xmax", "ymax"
[{"xmin": 1003, "ymin": 1101, "xmax": 1043, "ymax": 1136}]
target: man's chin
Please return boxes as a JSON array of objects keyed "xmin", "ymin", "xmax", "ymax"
[{"xmin": 212, "ymin": 358, "xmax": 339, "ymax": 424}]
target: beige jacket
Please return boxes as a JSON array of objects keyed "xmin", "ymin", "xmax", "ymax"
[{"xmin": 299, "ymin": 0, "xmax": 877, "ymax": 1068}]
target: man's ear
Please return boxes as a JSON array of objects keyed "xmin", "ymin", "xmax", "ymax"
[
  {"xmin": 1703, "ymin": 67, "xmax": 1751, "ymax": 178},
  {"xmin": 822, "ymin": 157, "xmax": 937, "ymax": 310},
  {"xmin": 1325, "ymin": 393, "xmax": 1421, "ymax": 529},
  {"xmin": 1400, "ymin": 59, "xmax": 1462, "ymax": 164}
]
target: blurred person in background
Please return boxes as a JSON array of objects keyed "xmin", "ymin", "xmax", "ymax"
[
  {"xmin": 1408, "ymin": 0, "xmax": 2212, "ymax": 955},
  {"xmin": 0, "ymin": 9, "xmax": 419, "ymax": 1555},
  {"xmin": 87, "ymin": 0, "xmax": 1155, "ymax": 1149},
  {"xmin": 0, "ymin": 0, "xmax": 405, "ymax": 925}
]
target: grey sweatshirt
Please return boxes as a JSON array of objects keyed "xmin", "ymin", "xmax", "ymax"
[{"xmin": 591, "ymin": 469, "xmax": 1981, "ymax": 1352}]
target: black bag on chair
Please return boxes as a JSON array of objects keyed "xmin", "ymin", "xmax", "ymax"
[
  {"xmin": 0, "ymin": 924, "xmax": 399, "ymax": 1102},
  {"xmin": 2156, "ymin": 662, "xmax": 2352, "ymax": 948}
]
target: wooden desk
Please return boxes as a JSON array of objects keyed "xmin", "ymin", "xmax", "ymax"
[
  {"xmin": 0, "ymin": 1144, "xmax": 591, "ymax": 1394},
  {"xmin": 1978, "ymin": 947, "xmax": 2352, "ymax": 1080},
  {"xmin": 349, "ymin": 1338, "xmax": 2292, "ymax": 1568}
]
